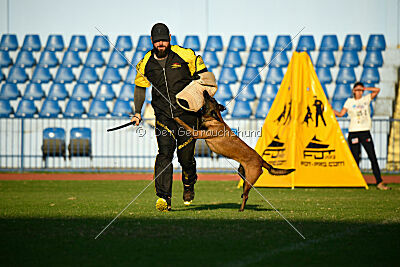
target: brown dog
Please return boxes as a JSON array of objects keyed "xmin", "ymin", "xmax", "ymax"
[{"xmin": 174, "ymin": 91, "xmax": 295, "ymax": 211}]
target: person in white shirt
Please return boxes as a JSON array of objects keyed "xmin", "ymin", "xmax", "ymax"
[{"xmin": 334, "ymin": 82, "xmax": 390, "ymax": 190}]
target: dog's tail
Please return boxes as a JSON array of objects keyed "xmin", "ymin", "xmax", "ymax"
[{"xmin": 262, "ymin": 160, "xmax": 295, "ymax": 176}]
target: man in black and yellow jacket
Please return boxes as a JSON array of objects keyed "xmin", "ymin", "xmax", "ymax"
[{"xmin": 131, "ymin": 23, "xmax": 207, "ymax": 211}]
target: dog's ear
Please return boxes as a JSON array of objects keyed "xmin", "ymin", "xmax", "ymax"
[{"xmin": 218, "ymin": 104, "xmax": 226, "ymax": 111}]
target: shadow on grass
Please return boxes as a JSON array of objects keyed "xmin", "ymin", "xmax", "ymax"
[{"xmin": 173, "ymin": 203, "xmax": 273, "ymax": 212}]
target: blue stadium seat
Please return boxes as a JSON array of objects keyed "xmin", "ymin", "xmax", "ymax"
[
  {"xmin": 45, "ymin": 35, "xmax": 64, "ymax": 51},
  {"xmin": 39, "ymin": 99, "xmax": 61, "ymax": 118},
  {"xmin": 260, "ymin": 83, "xmax": 278, "ymax": 100},
  {"xmin": 0, "ymin": 34, "xmax": 18, "ymax": 51},
  {"xmin": 102, "ymin": 68, "xmax": 121, "ymax": 84},
  {"xmin": 273, "ymin": 35, "xmax": 292, "ymax": 51},
  {"xmin": 331, "ymin": 99, "xmax": 347, "ymax": 117},
  {"xmin": 125, "ymin": 66, "xmax": 137, "ymax": 84},
  {"xmin": 203, "ymin": 51, "xmax": 219, "ymax": 68},
  {"xmin": 336, "ymin": 67, "xmax": 356, "ymax": 84},
  {"xmin": 68, "ymin": 35, "xmax": 87, "ymax": 52},
  {"xmin": 170, "ymin": 35, "xmax": 178, "ymax": 46},
  {"xmin": 227, "ymin": 35, "xmax": 246, "ymax": 51},
  {"xmin": 23, "ymin": 83, "xmax": 44, "ymax": 100},
  {"xmin": 15, "ymin": 99, "xmax": 37, "ymax": 118},
  {"xmin": 214, "ymin": 83, "xmax": 232, "ymax": 101},
  {"xmin": 112, "ymin": 99, "xmax": 132, "ymax": 117},
  {"xmin": 246, "ymin": 51, "xmax": 265, "ymax": 67},
  {"xmin": 339, "ymin": 51, "xmax": 359, "ymax": 68},
  {"xmin": 315, "ymin": 67, "xmax": 332, "ymax": 84},
  {"xmin": 265, "ymin": 67, "xmax": 284, "ymax": 84},
  {"xmin": 205, "ymin": 36, "xmax": 223, "ymax": 52},
  {"xmin": 91, "ymin": 35, "xmax": 110, "ymax": 52},
  {"xmin": 269, "ymin": 51, "xmax": 289, "ymax": 68},
  {"xmin": 15, "ymin": 51, "xmax": 36, "ymax": 68},
  {"xmin": 88, "ymin": 99, "xmax": 109, "ymax": 117},
  {"xmin": 118, "ymin": 83, "xmax": 135, "ymax": 101},
  {"xmin": 54, "ymin": 67, "xmax": 75, "ymax": 83},
  {"xmin": 360, "ymin": 67, "xmax": 380, "ymax": 84},
  {"xmin": 115, "ymin": 35, "xmax": 133, "ymax": 51},
  {"xmin": 7, "ymin": 66, "xmax": 28, "ymax": 83},
  {"xmin": 48, "ymin": 83, "xmax": 68, "ymax": 100},
  {"xmin": 319, "ymin": 35, "xmax": 339, "ymax": 51},
  {"xmin": 136, "ymin": 35, "xmax": 152, "ymax": 52},
  {"xmin": 0, "ymin": 70, "xmax": 3, "ymax": 81},
  {"xmin": 296, "ymin": 35, "xmax": 315, "ymax": 51},
  {"xmin": 0, "ymin": 50, "xmax": 12, "ymax": 67},
  {"xmin": 223, "ymin": 51, "xmax": 242, "ymax": 68},
  {"xmin": 231, "ymin": 100, "xmax": 252, "ymax": 118},
  {"xmin": 64, "ymin": 99, "xmax": 85, "ymax": 117},
  {"xmin": 343, "ymin": 34, "xmax": 362, "ymax": 51},
  {"xmin": 71, "ymin": 83, "xmax": 92, "ymax": 100},
  {"xmin": 145, "ymin": 86, "xmax": 152, "ymax": 103},
  {"xmin": 250, "ymin": 35, "xmax": 269, "ymax": 51},
  {"xmin": 236, "ymin": 83, "xmax": 256, "ymax": 101},
  {"xmin": 316, "ymin": 51, "xmax": 335, "ymax": 68},
  {"xmin": 95, "ymin": 83, "xmax": 115, "ymax": 101},
  {"xmin": 218, "ymin": 67, "xmax": 238, "ymax": 84},
  {"xmin": 69, "ymin": 128, "xmax": 92, "ymax": 158},
  {"xmin": 366, "ymin": 34, "xmax": 386, "ymax": 51},
  {"xmin": 31, "ymin": 67, "xmax": 52, "ymax": 83},
  {"xmin": 108, "ymin": 51, "xmax": 127, "ymax": 68},
  {"xmin": 332, "ymin": 84, "xmax": 352, "ymax": 101},
  {"xmin": 320, "ymin": 83, "xmax": 329, "ymax": 97},
  {"xmin": 132, "ymin": 51, "xmax": 146, "ymax": 67},
  {"xmin": 21, "ymin": 34, "xmax": 41, "ymax": 51},
  {"xmin": 0, "ymin": 99, "xmax": 13, "ymax": 117},
  {"xmin": 84, "ymin": 51, "xmax": 105, "ymax": 68},
  {"xmin": 255, "ymin": 99, "xmax": 273, "ymax": 118},
  {"xmin": 78, "ymin": 67, "xmax": 98, "ymax": 84},
  {"xmin": 363, "ymin": 51, "xmax": 383, "ymax": 68},
  {"xmin": 0, "ymin": 83, "xmax": 20, "ymax": 100},
  {"xmin": 242, "ymin": 67, "xmax": 261, "ymax": 84},
  {"xmin": 38, "ymin": 51, "xmax": 58, "ymax": 68},
  {"xmin": 61, "ymin": 51, "xmax": 82, "ymax": 68},
  {"xmin": 42, "ymin": 127, "xmax": 66, "ymax": 160},
  {"xmin": 183, "ymin": 35, "xmax": 201, "ymax": 51}
]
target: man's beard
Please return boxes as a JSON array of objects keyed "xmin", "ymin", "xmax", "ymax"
[{"xmin": 154, "ymin": 43, "xmax": 171, "ymax": 58}]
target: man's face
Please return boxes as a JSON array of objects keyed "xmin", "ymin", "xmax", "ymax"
[
  {"xmin": 353, "ymin": 85, "xmax": 364, "ymax": 99},
  {"xmin": 152, "ymin": 38, "xmax": 171, "ymax": 58}
]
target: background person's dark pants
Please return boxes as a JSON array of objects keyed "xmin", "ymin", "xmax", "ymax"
[
  {"xmin": 154, "ymin": 114, "xmax": 198, "ymax": 199},
  {"xmin": 348, "ymin": 130, "xmax": 382, "ymax": 184}
]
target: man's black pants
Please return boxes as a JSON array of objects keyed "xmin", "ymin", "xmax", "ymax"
[
  {"xmin": 154, "ymin": 114, "xmax": 198, "ymax": 199},
  {"xmin": 348, "ymin": 130, "xmax": 382, "ymax": 184}
]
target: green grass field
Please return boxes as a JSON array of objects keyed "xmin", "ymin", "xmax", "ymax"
[{"xmin": 0, "ymin": 180, "xmax": 399, "ymax": 266}]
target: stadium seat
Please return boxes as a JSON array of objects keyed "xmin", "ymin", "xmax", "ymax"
[
  {"xmin": 336, "ymin": 67, "xmax": 356, "ymax": 84},
  {"xmin": 23, "ymin": 83, "xmax": 44, "ymax": 100},
  {"xmin": 223, "ymin": 51, "xmax": 242, "ymax": 68},
  {"xmin": 31, "ymin": 66, "xmax": 52, "ymax": 83},
  {"xmin": 102, "ymin": 68, "xmax": 122, "ymax": 84},
  {"xmin": 343, "ymin": 34, "xmax": 362, "ymax": 51},
  {"xmin": 363, "ymin": 51, "xmax": 383, "ymax": 68},
  {"xmin": 339, "ymin": 51, "xmax": 359, "ymax": 68},
  {"xmin": 236, "ymin": 83, "xmax": 256, "ymax": 101},
  {"xmin": 218, "ymin": 67, "xmax": 238, "ymax": 84},
  {"xmin": 38, "ymin": 51, "xmax": 58, "ymax": 68},
  {"xmin": 68, "ymin": 35, "xmax": 87, "ymax": 52},
  {"xmin": 88, "ymin": 99, "xmax": 109, "ymax": 117},
  {"xmin": 68, "ymin": 128, "xmax": 92, "ymax": 158},
  {"xmin": 15, "ymin": 99, "xmax": 37, "ymax": 118},
  {"xmin": 84, "ymin": 51, "xmax": 105, "ymax": 68},
  {"xmin": 91, "ymin": 35, "xmax": 109, "ymax": 52},
  {"xmin": 246, "ymin": 51, "xmax": 265, "ymax": 67},
  {"xmin": 315, "ymin": 67, "xmax": 332, "ymax": 84},
  {"xmin": 108, "ymin": 50, "xmax": 127, "ymax": 68},
  {"xmin": 366, "ymin": 34, "xmax": 386, "ymax": 51},
  {"xmin": 203, "ymin": 51, "xmax": 219, "ymax": 68},
  {"xmin": 78, "ymin": 67, "xmax": 98, "ymax": 84},
  {"xmin": 332, "ymin": 83, "xmax": 352, "ymax": 100},
  {"xmin": 0, "ymin": 70, "xmax": 4, "ymax": 82},
  {"xmin": 7, "ymin": 66, "xmax": 28, "ymax": 83},
  {"xmin": 21, "ymin": 34, "xmax": 41, "ymax": 51},
  {"xmin": 170, "ymin": 35, "xmax": 178, "ymax": 46},
  {"xmin": 0, "ymin": 34, "xmax": 18, "ymax": 51},
  {"xmin": 131, "ymin": 51, "xmax": 146, "ymax": 67},
  {"xmin": 45, "ymin": 35, "xmax": 64, "ymax": 51},
  {"xmin": 0, "ymin": 83, "xmax": 21, "ymax": 100},
  {"xmin": 115, "ymin": 35, "xmax": 133, "ymax": 52},
  {"xmin": 54, "ymin": 67, "xmax": 75, "ymax": 83},
  {"xmin": 48, "ymin": 83, "xmax": 68, "ymax": 100},
  {"xmin": 231, "ymin": 100, "xmax": 252, "ymax": 118},
  {"xmin": 321, "ymin": 83, "xmax": 329, "ymax": 98},
  {"xmin": 0, "ymin": 50, "xmax": 12, "ymax": 67},
  {"xmin": 319, "ymin": 35, "xmax": 339, "ymax": 51},
  {"xmin": 39, "ymin": 99, "xmax": 61, "ymax": 118},
  {"xmin": 242, "ymin": 67, "xmax": 261, "ymax": 84},
  {"xmin": 214, "ymin": 83, "xmax": 232, "ymax": 101},
  {"xmin": 125, "ymin": 66, "xmax": 137, "ymax": 84},
  {"xmin": 145, "ymin": 86, "xmax": 152, "ymax": 103},
  {"xmin": 250, "ymin": 35, "xmax": 269, "ymax": 51},
  {"xmin": 360, "ymin": 67, "xmax": 380, "ymax": 84},
  {"xmin": 227, "ymin": 35, "xmax": 246, "ymax": 51},
  {"xmin": 61, "ymin": 51, "xmax": 82, "ymax": 68},
  {"xmin": 204, "ymin": 35, "xmax": 223, "ymax": 52},
  {"xmin": 265, "ymin": 67, "xmax": 284, "ymax": 84},
  {"xmin": 71, "ymin": 83, "xmax": 91, "ymax": 101},
  {"xmin": 331, "ymin": 99, "xmax": 347, "ymax": 117},
  {"xmin": 15, "ymin": 51, "xmax": 36, "ymax": 68},
  {"xmin": 269, "ymin": 51, "xmax": 289, "ymax": 68},
  {"xmin": 42, "ymin": 128, "xmax": 66, "ymax": 160},
  {"xmin": 260, "ymin": 83, "xmax": 279, "ymax": 100},
  {"xmin": 136, "ymin": 35, "xmax": 152, "ymax": 52},
  {"xmin": 112, "ymin": 99, "xmax": 132, "ymax": 117},
  {"xmin": 64, "ymin": 99, "xmax": 85, "ymax": 117},
  {"xmin": 0, "ymin": 99, "xmax": 13, "ymax": 117},
  {"xmin": 255, "ymin": 99, "xmax": 273, "ymax": 118},
  {"xmin": 296, "ymin": 35, "xmax": 315, "ymax": 51},
  {"xmin": 118, "ymin": 83, "xmax": 135, "ymax": 101},
  {"xmin": 95, "ymin": 83, "xmax": 115, "ymax": 101},
  {"xmin": 316, "ymin": 50, "xmax": 335, "ymax": 68},
  {"xmin": 183, "ymin": 35, "xmax": 201, "ymax": 51},
  {"xmin": 273, "ymin": 35, "xmax": 292, "ymax": 51}
]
